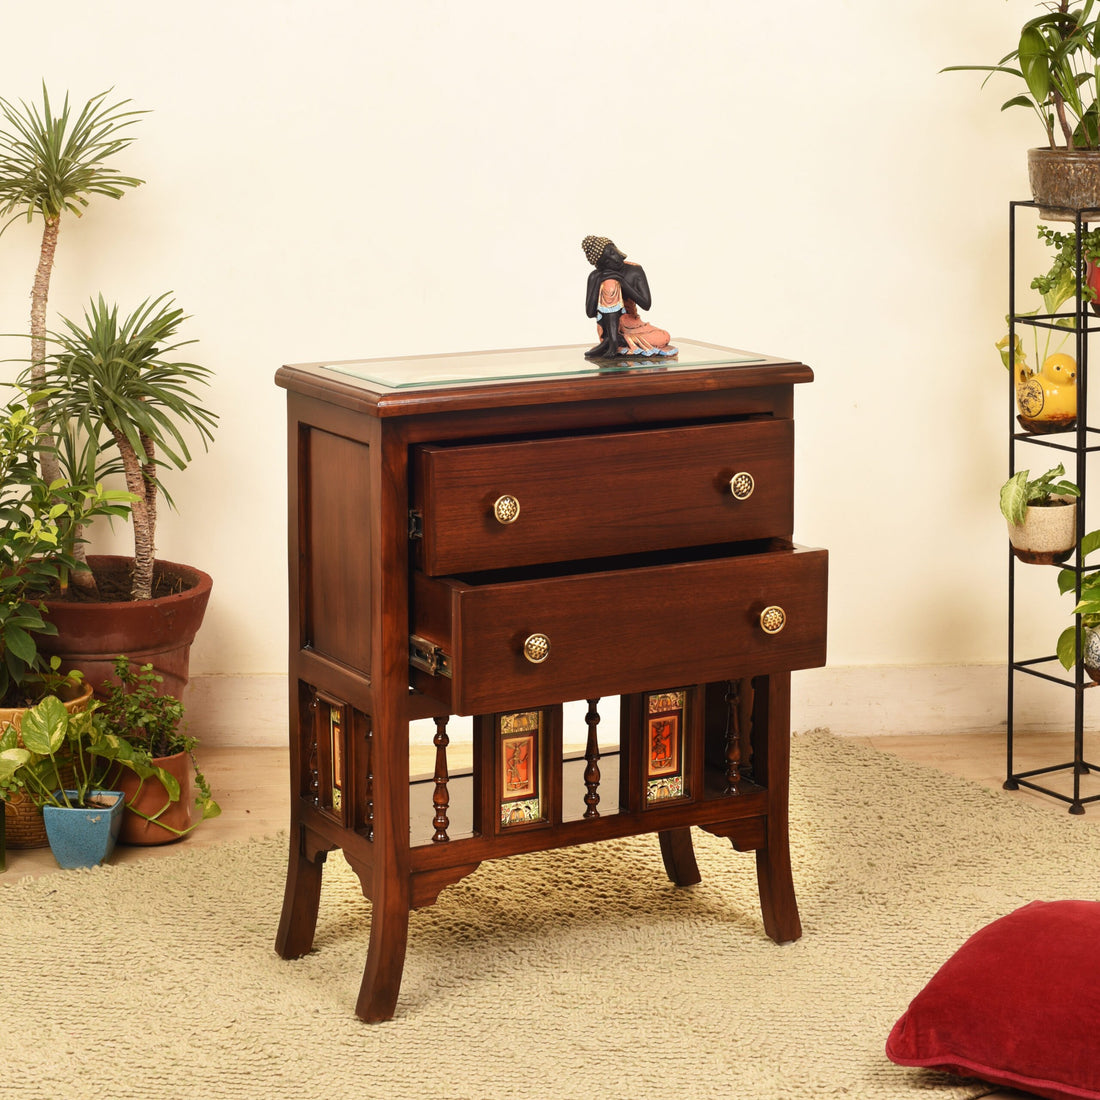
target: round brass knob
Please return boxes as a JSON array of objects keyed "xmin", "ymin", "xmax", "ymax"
[
  {"xmin": 523, "ymin": 633, "xmax": 551, "ymax": 664},
  {"xmin": 729, "ymin": 472, "xmax": 755, "ymax": 501},
  {"xmin": 760, "ymin": 606, "xmax": 787, "ymax": 635},
  {"xmin": 493, "ymin": 494, "xmax": 521, "ymax": 524}
]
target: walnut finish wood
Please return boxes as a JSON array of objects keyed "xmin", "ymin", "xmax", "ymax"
[
  {"xmin": 413, "ymin": 418, "xmax": 793, "ymax": 574},
  {"xmin": 411, "ymin": 545, "xmax": 827, "ymax": 715},
  {"xmin": 275, "ymin": 341, "xmax": 825, "ymax": 1021}
]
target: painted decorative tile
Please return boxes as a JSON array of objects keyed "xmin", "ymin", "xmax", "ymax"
[
  {"xmin": 329, "ymin": 704, "xmax": 344, "ymax": 812},
  {"xmin": 499, "ymin": 709, "xmax": 544, "ymax": 827},
  {"xmin": 645, "ymin": 688, "xmax": 688, "ymax": 805}
]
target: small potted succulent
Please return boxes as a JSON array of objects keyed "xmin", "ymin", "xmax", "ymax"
[
  {"xmin": 98, "ymin": 656, "xmax": 219, "ymax": 844},
  {"xmin": 1000, "ymin": 463, "xmax": 1080, "ymax": 562},
  {"xmin": 943, "ymin": 1, "xmax": 1100, "ymax": 216},
  {"xmin": 0, "ymin": 694, "xmax": 173, "ymax": 868}
]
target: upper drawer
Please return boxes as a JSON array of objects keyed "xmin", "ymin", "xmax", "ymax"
[{"xmin": 412, "ymin": 418, "xmax": 793, "ymax": 574}]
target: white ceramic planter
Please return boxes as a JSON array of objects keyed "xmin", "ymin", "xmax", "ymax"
[{"xmin": 1007, "ymin": 495, "xmax": 1077, "ymax": 565}]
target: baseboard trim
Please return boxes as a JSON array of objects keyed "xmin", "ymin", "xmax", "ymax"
[{"xmin": 184, "ymin": 665, "xmax": 1086, "ymax": 749}]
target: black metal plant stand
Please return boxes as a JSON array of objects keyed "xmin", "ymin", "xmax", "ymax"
[{"xmin": 1006, "ymin": 199, "xmax": 1100, "ymax": 814}]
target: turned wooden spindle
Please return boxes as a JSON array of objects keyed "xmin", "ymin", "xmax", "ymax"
[
  {"xmin": 584, "ymin": 697, "xmax": 601, "ymax": 818},
  {"xmin": 364, "ymin": 717, "xmax": 375, "ymax": 843},
  {"xmin": 432, "ymin": 715, "xmax": 451, "ymax": 842},
  {"xmin": 724, "ymin": 680, "xmax": 742, "ymax": 795}
]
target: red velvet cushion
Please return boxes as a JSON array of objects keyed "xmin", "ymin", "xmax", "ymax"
[{"xmin": 886, "ymin": 900, "xmax": 1100, "ymax": 1100}]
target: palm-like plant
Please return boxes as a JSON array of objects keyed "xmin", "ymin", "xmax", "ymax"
[
  {"xmin": 0, "ymin": 85, "xmax": 144, "ymax": 484},
  {"xmin": 37, "ymin": 294, "xmax": 217, "ymax": 601}
]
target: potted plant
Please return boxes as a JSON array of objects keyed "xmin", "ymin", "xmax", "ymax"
[
  {"xmin": 27, "ymin": 293, "xmax": 218, "ymax": 698},
  {"xmin": 1054, "ymin": 529, "xmax": 1100, "ymax": 676},
  {"xmin": 98, "ymin": 655, "xmax": 219, "ymax": 844},
  {"xmin": 943, "ymin": 1, "xmax": 1100, "ymax": 216},
  {"xmin": 0, "ymin": 85, "xmax": 144, "ymax": 596},
  {"xmin": 0, "ymin": 395, "xmax": 131, "ymax": 847},
  {"xmin": 0, "ymin": 694, "xmax": 173, "ymax": 868},
  {"xmin": 1000, "ymin": 463, "xmax": 1080, "ymax": 562}
]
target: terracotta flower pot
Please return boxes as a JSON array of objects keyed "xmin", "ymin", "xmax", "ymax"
[
  {"xmin": 39, "ymin": 555, "xmax": 212, "ymax": 699},
  {"xmin": 115, "ymin": 750, "xmax": 196, "ymax": 845}
]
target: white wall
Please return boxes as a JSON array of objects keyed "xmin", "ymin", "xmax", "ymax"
[{"xmin": 0, "ymin": 2, "xmax": 1052, "ymax": 733}]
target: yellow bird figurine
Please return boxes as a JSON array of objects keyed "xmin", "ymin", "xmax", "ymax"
[{"xmin": 1016, "ymin": 352, "xmax": 1077, "ymax": 433}]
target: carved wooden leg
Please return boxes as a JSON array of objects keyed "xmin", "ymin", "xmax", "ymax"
[
  {"xmin": 754, "ymin": 673, "xmax": 801, "ymax": 944},
  {"xmin": 275, "ymin": 826, "xmax": 328, "ymax": 959},
  {"xmin": 658, "ymin": 827, "xmax": 701, "ymax": 886}
]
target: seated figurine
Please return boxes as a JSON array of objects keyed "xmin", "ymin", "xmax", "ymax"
[{"xmin": 581, "ymin": 236, "xmax": 677, "ymax": 360}]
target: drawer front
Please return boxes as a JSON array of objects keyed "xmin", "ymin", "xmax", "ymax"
[
  {"xmin": 413, "ymin": 419, "xmax": 793, "ymax": 575},
  {"xmin": 411, "ymin": 546, "xmax": 827, "ymax": 715}
]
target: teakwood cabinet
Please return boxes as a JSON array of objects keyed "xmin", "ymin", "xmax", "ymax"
[{"xmin": 274, "ymin": 340, "xmax": 828, "ymax": 1021}]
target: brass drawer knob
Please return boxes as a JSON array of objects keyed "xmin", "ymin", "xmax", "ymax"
[
  {"xmin": 523, "ymin": 633, "xmax": 551, "ymax": 664},
  {"xmin": 729, "ymin": 472, "xmax": 755, "ymax": 500},
  {"xmin": 760, "ymin": 606, "xmax": 787, "ymax": 635},
  {"xmin": 493, "ymin": 494, "xmax": 521, "ymax": 524}
]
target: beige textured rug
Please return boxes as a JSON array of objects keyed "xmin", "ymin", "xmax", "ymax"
[{"xmin": 4, "ymin": 730, "xmax": 1094, "ymax": 1099}]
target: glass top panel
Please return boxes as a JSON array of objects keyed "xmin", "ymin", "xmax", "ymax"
[{"xmin": 322, "ymin": 340, "xmax": 767, "ymax": 390}]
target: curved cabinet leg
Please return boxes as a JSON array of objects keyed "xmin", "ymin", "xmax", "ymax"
[
  {"xmin": 275, "ymin": 828, "xmax": 329, "ymax": 960},
  {"xmin": 356, "ymin": 896, "xmax": 410, "ymax": 1023},
  {"xmin": 658, "ymin": 827, "xmax": 701, "ymax": 886},
  {"xmin": 755, "ymin": 834, "xmax": 801, "ymax": 944}
]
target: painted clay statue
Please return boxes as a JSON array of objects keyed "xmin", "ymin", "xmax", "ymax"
[{"xmin": 581, "ymin": 236, "xmax": 676, "ymax": 360}]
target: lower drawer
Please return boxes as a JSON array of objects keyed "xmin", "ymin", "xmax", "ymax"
[{"xmin": 410, "ymin": 545, "xmax": 827, "ymax": 714}]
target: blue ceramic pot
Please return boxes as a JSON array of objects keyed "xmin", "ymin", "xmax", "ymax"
[{"xmin": 42, "ymin": 790, "xmax": 125, "ymax": 869}]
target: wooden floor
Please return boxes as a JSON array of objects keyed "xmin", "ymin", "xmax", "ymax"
[{"xmin": 5, "ymin": 727, "xmax": 1093, "ymax": 883}]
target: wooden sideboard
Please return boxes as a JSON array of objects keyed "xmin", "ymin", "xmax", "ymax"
[{"xmin": 273, "ymin": 340, "xmax": 828, "ymax": 1021}]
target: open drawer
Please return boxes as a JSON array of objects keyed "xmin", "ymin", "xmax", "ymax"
[
  {"xmin": 410, "ymin": 543, "xmax": 827, "ymax": 715},
  {"xmin": 412, "ymin": 418, "xmax": 794, "ymax": 574}
]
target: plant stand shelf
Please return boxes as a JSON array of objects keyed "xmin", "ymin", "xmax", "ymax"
[{"xmin": 1007, "ymin": 199, "xmax": 1100, "ymax": 813}]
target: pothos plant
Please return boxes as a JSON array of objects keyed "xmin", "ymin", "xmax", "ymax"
[
  {"xmin": 997, "ymin": 224, "xmax": 1100, "ymax": 373},
  {"xmin": 0, "ymin": 694, "xmax": 171, "ymax": 810},
  {"xmin": 943, "ymin": 1, "xmax": 1100, "ymax": 149},
  {"xmin": 98, "ymin": 655, "xmax": 220, "ymax": 828},
  {"xmin": 1000, "ymin": 462, "xmax": 1080, "ymax": 524},
  {"xmin": 1056, "ymin": 528, "xmax": 1100, "ymax": 666}
]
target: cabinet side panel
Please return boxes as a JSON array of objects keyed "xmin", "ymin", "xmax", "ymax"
[{"xmin": 302, "ymin": 427, "xmax": 372, "ymax": 672}]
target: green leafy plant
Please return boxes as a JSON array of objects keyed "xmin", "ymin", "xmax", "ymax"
[
  {"xmin": 0, "ymin": 86, "xmax": 144, "ymax": 491},
  {"xmin": 1056, "ymin": 529, "xmax": 1100, "ymax": 666},
  {"xmin": 0, "ymin": 397, "xmax": 131, "ymax": 706},
  {"xmin": 98, "ymin": 656, "xmax": 219, "ymax": 826},
  {"xmin": 943, "ymin": 1, "xmax": 1100, "ymax": 149},
  {"xmin": 1000, "ymin": 463, "xmax": 1080, "ymax": 524},
  {"xmin": 998, "ymin": 224, "xmax": 1100, "ymax": 372},
  {"xmin": 0, "ymin": 694, "xmax": 170, "ymax": 810},
  {"xmin": 33, "ymin": 294, "xmax": 218, "ymax": 601}
]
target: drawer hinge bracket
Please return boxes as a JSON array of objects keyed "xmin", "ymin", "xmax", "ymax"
[
  {"xmin": 409, "ymin": 634, "xmax": 452, "ymax": 678},
  {"xmin": 408, "ymin": 510, "xmax": 424, "ymax": 539}
]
